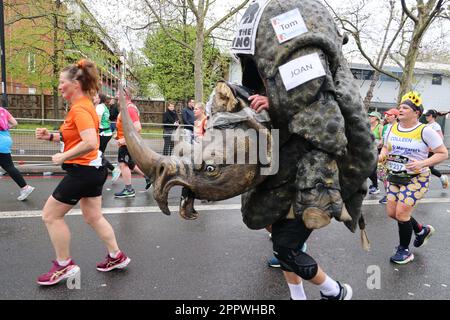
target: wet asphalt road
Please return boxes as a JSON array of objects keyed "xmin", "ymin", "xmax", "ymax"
[{"xmin": 1, "ymin": 174, "xmax": 450, "ymax": 300}]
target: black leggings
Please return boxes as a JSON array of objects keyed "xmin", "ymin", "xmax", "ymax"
[
  {"xmin": 99, "ymin": 136, "xmax": 115, "ymax": 171},
  {"xmin": 369, "ymin": 148, "xmax": 382, "ymax": 188},
  {"xmin": 0, "ymin": 153, "xmax": 27, "ymax": 188},
  {"xmin": 428, "ymin": 152, "xmax": 442, "ymax": 178}
]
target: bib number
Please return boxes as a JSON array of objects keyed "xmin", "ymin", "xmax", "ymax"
[
  {"xmin": 388, "ymin": 161, "xmax": 406, "ymax": 173},
  {"xmin": 387, "ymin": 154, "xmax": 409, "ymax": 174}
]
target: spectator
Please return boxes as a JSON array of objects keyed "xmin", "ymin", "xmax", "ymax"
[
  {"xmin": 162, "ymin": 102, "xmax": 179, "ymax": 156},
  {"xmin": 181, "ymin": 99, "xmax": 195, "ymax": 144},
  {"xmin": 108, "ymin": 97, "xmax": 119, "ymax": 133}
]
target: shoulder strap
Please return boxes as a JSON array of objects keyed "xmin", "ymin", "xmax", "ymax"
[{"xmin": 418, "ymin": 123, "xmax": 429, "ymax": 147}]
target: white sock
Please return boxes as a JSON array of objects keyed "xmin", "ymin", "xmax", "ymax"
[
  {"xmin": 288, "ymin": 282, "xmax": 307, "ymax": 300},
  {"xmin": 318, "ymin": 275, "xmax": 340, "ymax": 297},
  {"xmin": 57, "ymin": 258, "xmax": 71, "ymax": 267},
  {"xmin": 109, "ymin": 251, "xmax": 120, "ymax": 258}
]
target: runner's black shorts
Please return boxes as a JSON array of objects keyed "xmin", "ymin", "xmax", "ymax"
[
  {"xmin": 117, "ymin": 145, "xmax": 136, "ymax": 170},
  {"xmin": 272, "ymin": 217, "xmax": 312, "ymax": 249},
  {"xmin": 52, "ymin": 164, "xmax": 108, "ymax": 205}
]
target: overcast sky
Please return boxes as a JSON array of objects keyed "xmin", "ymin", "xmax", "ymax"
[
  {"xmin": 85, "ymin": 0, "xmax": 352, "ymax": 51},
  {"xmin": 85, "ymin": 0, "xmax": 449, "ymax": 62}
]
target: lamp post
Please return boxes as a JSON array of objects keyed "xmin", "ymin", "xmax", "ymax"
[{"xmin": 0, "ymin": 0, "xmax": 8, "ymax": 108}]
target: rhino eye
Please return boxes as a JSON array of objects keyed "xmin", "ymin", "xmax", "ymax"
[{"xmin": 206, "ymin": 165, "xmax": 216, "ymax": 172}]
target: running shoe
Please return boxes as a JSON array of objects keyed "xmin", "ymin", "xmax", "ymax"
[
  {"xmin": 414, "ymin": 225, "xmax": 435, "ymax": 248},
  {"xmin": 320, "ymin": 282, "xmax": 353, "ymax": 300},
  {"xmin": 37, "ymin": 260, "xmax": 80, "ymax": 286},
  {"xmin": 267, "ymin": 256, "xmax": 281, "ymax": 268},
  {"xmin": 390, "ymin": 246, "xmax": 414, "ymax": 264},
  {"xmin": 17, "ymin": 185, "xmax": 35, "ymax": 201},
  {"xmin": 440, "ymin": 175, "xmax": 448, "ymax": 189},
  {"xmin": 368, "ymin": 186, "xmax": 380, "ymax": 195},
  {"xmin": 114, "ymin": 188, "xmax": 135, "ymax": 198},
  {"xmin": 145, "ymin": 177, "xmax": 152, "ymax": 190},
  {"xmin": 378, "ymin": 196, "xmax": 387, "ymax": 204},
  {"xmin": 111, "ymin": 166, "xmax": 121, "ymax": 183},
  {"xmin": 97, "ymin": 251, "xmax": 131, "ymax": 272}
]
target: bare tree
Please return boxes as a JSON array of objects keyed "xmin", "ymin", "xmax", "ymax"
[
  {"xmin": 325, "ymin": 0, "xmax": 447, "ymax": 104},
  {"xmin": 139, "ymin": 0, "xmax": 250, "ymax": 102},
  {"xmin": 398, "ymin": 0, "xmax": 446, "ymax": 101},
  {"xmin": 325, "ymin": 0, "xmax": 406, "ymax": 110}
]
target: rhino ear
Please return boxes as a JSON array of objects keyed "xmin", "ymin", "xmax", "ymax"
[{"xmin": 214, "ymin": 82, "xmax": 239, "ymax": 113}]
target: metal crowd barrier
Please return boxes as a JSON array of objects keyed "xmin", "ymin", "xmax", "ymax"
[{"xmin": 9, "ymin": 120, "xmax": 192, "ymax": 165}]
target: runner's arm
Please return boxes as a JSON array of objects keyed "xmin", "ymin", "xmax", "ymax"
[{"xmin": 52, "ymin": 128, "xmax": 97, "ymax": 165}]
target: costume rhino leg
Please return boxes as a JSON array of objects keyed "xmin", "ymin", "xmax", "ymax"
[
  {"xmin": 295, "ymin": 151, "xmax": 342, "ymax": 229},
  {"xmin": 265, "ymin": 47, "xmax": 348, "ymax": 229}
]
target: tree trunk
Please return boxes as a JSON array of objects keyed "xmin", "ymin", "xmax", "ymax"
[
  {"xmin": 398, "ymin": 48, "xmax": 419, "ymax": 103},
  {"xmin": 52, "ymin": 0, "xmax": 61, "ymax": 119},
  {"xmin": 397, "ymin": 29, "xmax": 422, "ymax": 103},
  {"xmin": 194, "ymin": 4, "xmax": 205, "ymax": 103},
  {"xmin": 363, "ymin": 71, "xmax": 380, "ymax": 111}
]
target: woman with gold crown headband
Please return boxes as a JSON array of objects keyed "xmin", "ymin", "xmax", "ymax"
[{"xmin": 379, "ymin": 91, "xmax": 448, "ymax": 264}]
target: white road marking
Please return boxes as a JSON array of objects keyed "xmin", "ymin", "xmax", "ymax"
[{"xmin": 1, "ymin": 198, "xmax": 449, "ymax": 219}]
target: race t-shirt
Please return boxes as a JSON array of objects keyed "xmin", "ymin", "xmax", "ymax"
[
  {"xmin": 0, "ymin": 131, "xmax": 12, "ymax": 154},
  {"xmin": 116, "ymin": 103, "xmax": 140, "ymax": 142},
  {"xmin": 96, "ymin": 103, "xmax": 112, "ymax": 137},
  {"xmin": 0, "ymin": 108, "xmax": 12, "ymax": 153},
  {"xmin": 427, "ymin": 121, "xmax": 442, "ymax": 133},
  {"xmin": 384, "ymin": 122, "xmax": 443, "ymax": 174},
  {"xmin": 60, "ymin": 96, "xmax": 102, "ymax": 167}
]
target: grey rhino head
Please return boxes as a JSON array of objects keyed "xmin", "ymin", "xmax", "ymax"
[{"xmin": 119, "ymin": 82, "xmax": 275, "ymax": 217}]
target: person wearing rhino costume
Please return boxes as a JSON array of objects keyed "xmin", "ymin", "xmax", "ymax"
[{"xmin": 119, "ymin": 0, "xmax": 377, "ymax": 300}]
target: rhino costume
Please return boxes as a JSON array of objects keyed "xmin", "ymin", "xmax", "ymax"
[{"xmin": 119, "ymin": 0, "xmax": 377, "ymax": 249}]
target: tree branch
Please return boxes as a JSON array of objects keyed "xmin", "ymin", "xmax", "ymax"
[
  {"xmin": 205, "ymin": 0, "xmax": 250, "ymax": 37},
  {"xmin": 401, "ymin": 0, "xmax": 419, "ymax": 23},
  {"xmin": 143, "ymin": 0, "xmax": 194, "ymax": 51}
]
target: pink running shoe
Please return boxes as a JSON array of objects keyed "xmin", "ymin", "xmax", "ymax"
[
  {"xmin": 37, "ymin": 260, "xmax": 80, "ymax": 286},
  {"xmin": 96, "ymin": 251, "xmax": 131, "ymax": 272}
]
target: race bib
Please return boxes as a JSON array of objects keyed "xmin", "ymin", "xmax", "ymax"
[{"xmin": 387, "ymin": 154, "xmax": 409, "ymax": 173}]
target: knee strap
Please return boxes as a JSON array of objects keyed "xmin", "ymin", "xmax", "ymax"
[{"xmin": 274, "ymin": 244, "xmax": 318, "ymax": 280}]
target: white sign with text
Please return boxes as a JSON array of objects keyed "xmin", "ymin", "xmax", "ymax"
[
  {"xmin": 231, "ymin": 0, "xmax": 271, "ymax": 55},
  {"xmin": 271, "ymin": 8, "xmax": 308, "ymax": 44},
  {"xmin": 279, "ymin": 53, "xmax": 326, "ymax": 91}
]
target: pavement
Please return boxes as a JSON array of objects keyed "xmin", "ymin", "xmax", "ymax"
[{"xmin": 1, "ymin": 172, "xmax": 450, "ymax": 300}]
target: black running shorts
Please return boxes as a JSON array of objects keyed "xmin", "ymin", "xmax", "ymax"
[
  {"xmin": 117, "ymin": 145, "xmax": 136, "ymax": 170},
  {"xmin": 272, "ymin": 218, "xmax": 312, "ymax": 249},
  {"xmin": 52, "ymin": 164, "xmax": 108, "ymax": 205}
]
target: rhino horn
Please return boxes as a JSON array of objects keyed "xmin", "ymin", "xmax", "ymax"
[{"xmin": 118, "ymin": 86, "xmax": 173, "ymax": 214}]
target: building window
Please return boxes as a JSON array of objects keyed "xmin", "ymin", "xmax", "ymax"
[
  {"xmin": 28, "ymin": 53, "xmax": 36, "ymax": 73},
  {"xmin": 351, "ymin": 69, "xmax": 362, "ymax": 79},
  {"xmin": 350, "ymin": 69, "xmax": 375, "ymax": 80},
  {"xmin": 432, "ymin": 74, "xmax": 442, "ymax": 85},
  {"xmin": 362, "ymin": 70, "xmax": 373, "ymax": 80}
]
